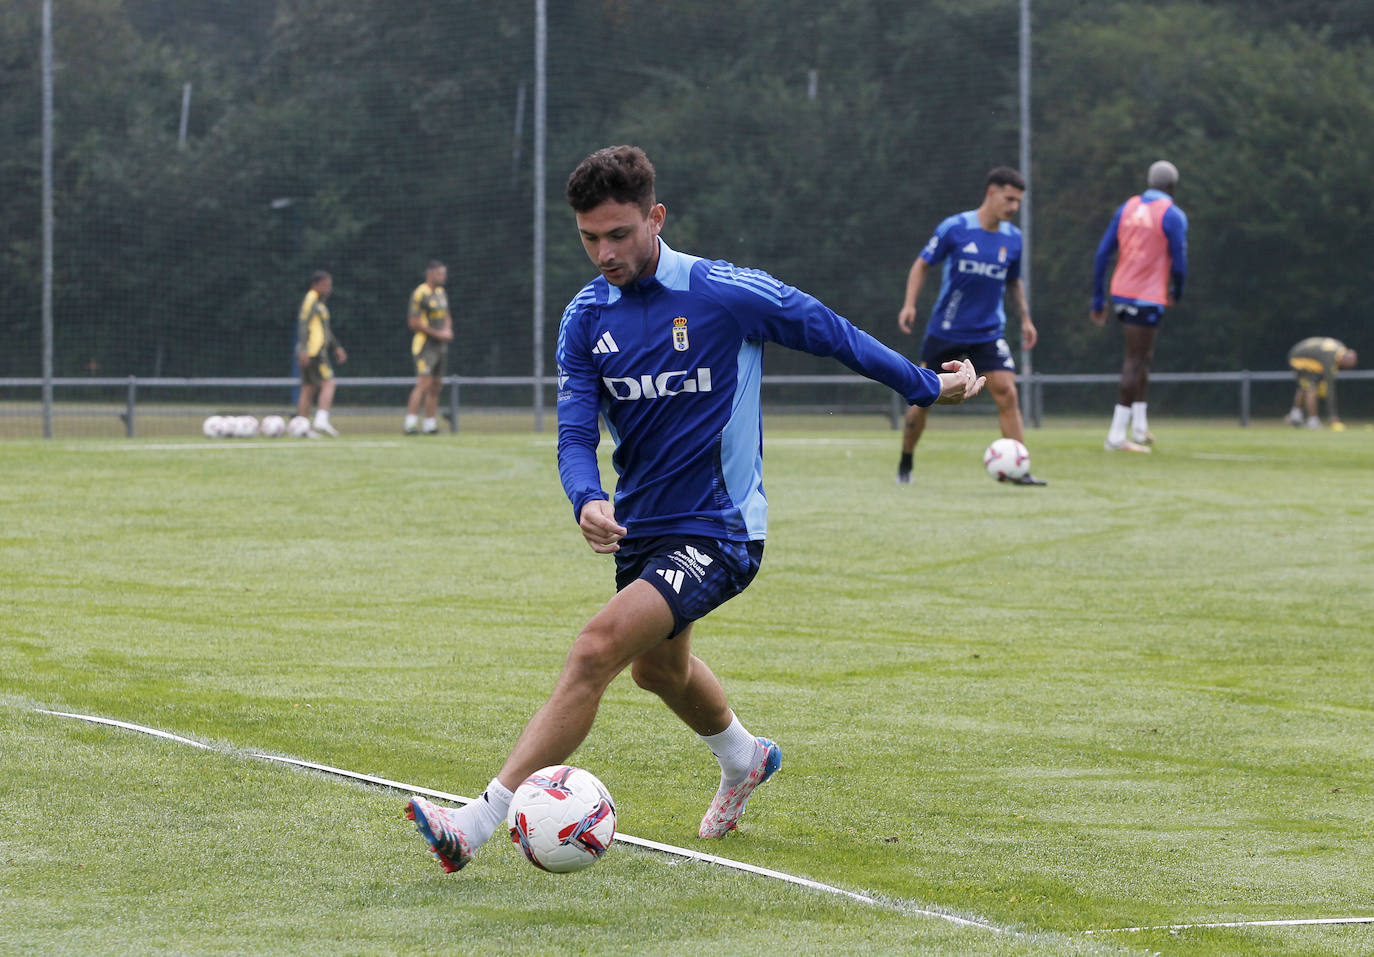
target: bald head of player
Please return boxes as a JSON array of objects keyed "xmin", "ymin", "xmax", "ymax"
[{"xmin": 1147, "ymin": 160, "xmax": 1179, "ymax": 191}]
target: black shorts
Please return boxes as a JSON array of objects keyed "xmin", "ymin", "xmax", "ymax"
[
  {"xmin": 300, "ymin": 355, "xmax": 333, "ymax": 387},
  {"xmin": 1114, "ymin": 303, "xmax": 1164, "ymax": 327},
  {"xmin": 614, "ymin": 535, "xmax": 764, "ymax": 638},
  {"xmin": 920, "ymin": 333, "xmax": 1016, "ymax": 375},
  {"xmin": 414, "ymin": 342, "xmax": 447, "ymax": 378}
]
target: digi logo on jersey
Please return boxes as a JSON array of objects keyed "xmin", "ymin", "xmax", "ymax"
[
  {"xmin": 602, "ymin": 368, "xmax": 713, "ymax": 400},
  {"xmin": 957, "ymin": 259, "xmax": 1008, "ymax": 280}
]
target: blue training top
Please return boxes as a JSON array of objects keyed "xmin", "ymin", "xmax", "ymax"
[
  {"xmin": 556, "ymin": 238, "xmax": 943, "ymax": 543},
  {"xmin": 919, "ymin": 211, "xmax": 1023, "ymax": 344}
]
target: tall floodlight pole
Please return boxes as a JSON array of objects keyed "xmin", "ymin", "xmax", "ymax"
[
  {"xmin": 1018, "ymin": 0, "xmax": 1035, "ymax": 427},
  {"xmin": 532, "ymin": 0, "xmax": 547, "ymax": 432},
  {"xmin": 41, "ymin": 0, "xmax": 55, "ymax": 438}
]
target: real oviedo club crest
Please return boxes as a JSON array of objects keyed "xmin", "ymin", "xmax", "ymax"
[{"xmin": 672, "ymin": 316, "xmax": 689, "ymax": 352}]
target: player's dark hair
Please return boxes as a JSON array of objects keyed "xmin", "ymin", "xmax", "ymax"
[
  {"xmin": 985, "ymin": 166, "xmax": 1026, "ymax": 191},
  {"xmin": 566, "ymin": 145, "xmax": 656, "ymax": 214},
  {"xmin": 310, "ymin": 269, "xmax": 331, "ymax": 286},
  {"xmin": 426, "ymin": 260, "xmax": 445, "ymax": 272}
]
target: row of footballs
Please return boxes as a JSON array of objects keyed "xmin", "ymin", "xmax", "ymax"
[{"xmin": 202, "ymin": 414, "xmax": 313, "ymax": 439}]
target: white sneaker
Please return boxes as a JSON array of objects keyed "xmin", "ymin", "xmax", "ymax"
[
  {"xmin": 1104, "ymin": 438, "xmax": 1151, "ymax": 453},
  {"xmin": 1285, "ymin": 409, "xmax": 1305, "ymax": 427},
  {"xmin": 1129, "ymin": 430, "xmax": 1155, "ymax": 446},
  {"xmin": 313, "ymin": 420, "xmax": 339, "ymax": 437},
  {"xmin": 698, "ymin": 737, "xmax": 781, "ymax": 838}
]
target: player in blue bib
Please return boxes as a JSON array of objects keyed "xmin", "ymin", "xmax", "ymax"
[
  {"xmin": 405, "ymin": 145, "xmax": 987, "ymax": 873},
  {"xmin": 895, "ymin": 167, "xmax": 1045, "ymax": 486}
]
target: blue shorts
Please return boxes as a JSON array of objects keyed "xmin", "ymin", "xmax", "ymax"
[
  {"xmin": 1114, "ymin": 303, "xmax": 1165, "ymax": 327},
  {"xmin": 614, "ymin": 535, "xmax": 764, "ymax": 638},
  {"xmin": 920, "ymin": 333, "xmax": 1016, "ymax": 374}
]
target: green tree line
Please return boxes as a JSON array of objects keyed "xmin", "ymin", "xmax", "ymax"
[{"xmin": 2, "ymin": 0, "xmax": 1371, "ymax": 405}]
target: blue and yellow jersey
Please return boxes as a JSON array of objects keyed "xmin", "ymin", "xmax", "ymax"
[
  {"xmin": 296, "ymin": 289, "xmax": 336, "ymax": 358},
  {"xmin": 409, "ymin": 283, "xmax": 450, "ymax": 356},
  {"xmin": 1288, "ymin": 337, "xmax": 1348, "ymax": 384},
  {"xmin": 556, "ymin": 239, "xmax": 942, "ymax": 543}
]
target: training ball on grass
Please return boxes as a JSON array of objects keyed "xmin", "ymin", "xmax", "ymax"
[
  {"xmin": 287, "ymin": 415, "xmax": 312, "ymax": 438},
  {"xmin": 507, "ymin": 765, "xmax": 616, "ymax": 873},
  {"xmin": 232, "ymin": 415, "xmax": 259, "ymax": 438},
  {"xmin": 984, "ymin": 437, "xmax": 1030, "ymax": 481},
  {"xmin": 202, "ymin": 415, "xmax": 228, "ymax": 438},
  {"xmin": 259, "ymin": 414, "xmax": 286, "ymax": 438}
]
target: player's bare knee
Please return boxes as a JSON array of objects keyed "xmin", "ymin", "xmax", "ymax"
[{"xmin": 629, "ymin": 657, "xmax": 686, "ymax": 697}]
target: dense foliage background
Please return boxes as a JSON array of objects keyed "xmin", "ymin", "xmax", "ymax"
[{"xmin": 2, "ymin": 0, "xmax": 1371, "ymax": 399}]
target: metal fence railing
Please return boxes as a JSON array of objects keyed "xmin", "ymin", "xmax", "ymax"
[{"xmin": 3, "ymin": 370, "xmax": 1370, "ymax": 439}]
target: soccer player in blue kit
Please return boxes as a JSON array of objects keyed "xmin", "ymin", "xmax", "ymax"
[
  {"xmin": 405, "ymin": 145, "xmax": 986, "ymax": 872},
  {"xmin": 895, "ymin": 167, "xmax": 1045, "ymax": 485}
]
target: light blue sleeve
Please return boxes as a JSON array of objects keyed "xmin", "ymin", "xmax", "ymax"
[{"xmin": 919, "ymin": 216, "xmax": 959, "ymax": 266}]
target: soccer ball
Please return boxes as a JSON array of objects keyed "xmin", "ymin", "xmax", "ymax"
[
  {"xmin": 984, "ymin": 437, "xmax": 1030, "ymax": 481},
  {"xmin": 201, "ymin": 415, "xmax": 226, "ymax": 438},
  {"xmin": 232, "ymin": 415, "xmax": 259, "ymax": 438},
  {"xmin": 507, "ymin": 765, "xmax": 616, "ymax": 873},
  {"xmin": 287, "ymin": 415, "xmax": 312, "ymax": 438},
  {"xmin": 260, "ymin": 414, "xmax": 286, "ymax": 438}
]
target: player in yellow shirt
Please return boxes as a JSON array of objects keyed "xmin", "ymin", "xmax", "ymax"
[
  {"xmin": 296, "ymin": 270, "xmax": 348, "ymax": 436},
  {"xmin": 404, "ymin": 260, "xmax": 453, "ymax": 435},
  {"xmin": 1286, "ymin": 337, "xmax": 1356, "ymax": 430}
]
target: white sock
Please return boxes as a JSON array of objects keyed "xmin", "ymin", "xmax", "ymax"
[
  {"xmin": 451, "ymin": 777, "xmax": 513, "ymax": 851},
  {"xmin": 1107, "ymin": 405, "xmax": 1132, "ymax": 444},
  {"xmin": 701, "ymin": 714, "xmax": 760, "ymax": 794},
  {"xmin": 1130, "ymin": 401, "xmax": 1149, "ymax": 437},
  {"xmin": 422, "ymin": 417, "xmax": 437, "ymax": 432},
  {"xmin": 404, "ymin": 413, "xmax": 418, "ymax": 430},
  {"xmin": 313, "ymin": 410, "xmax": 330, "ymax": 427}
]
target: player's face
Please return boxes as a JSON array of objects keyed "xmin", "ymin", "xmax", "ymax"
[
  {"xmin": 316, "ymin": 276, "xmax": 333, "ymax": 298},
  {"xmin": 988, "ymin": 185, "xmax": 1024, "ymax": 222},
  {"xmin": 429, "ymin": 266, "xmax": 447, "ymax": 287},
  {"xmin": 575, "ymin": 200, "xmax": 665, "ymax": 287}
]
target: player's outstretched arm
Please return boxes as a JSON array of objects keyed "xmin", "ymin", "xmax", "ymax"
[{"xmin": 933, "ymin": 358, "xmax": 986, "ymax": 405}]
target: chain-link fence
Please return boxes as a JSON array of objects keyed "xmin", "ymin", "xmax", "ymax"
[{"xmin": 3, "ymin": 1, "xmax": 1372, "ymax": 437}]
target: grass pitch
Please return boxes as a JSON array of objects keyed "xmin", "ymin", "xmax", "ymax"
[{"xmin": 3, "ymin": 418, "xmax": 1373, "ymax": 956}]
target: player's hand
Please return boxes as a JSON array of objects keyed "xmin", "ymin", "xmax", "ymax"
[
  {"xmin": 1021, "ymin": 317, "xmax": 1038, "ymax": 351},
  {"xmin": 1089, "ymin": 307, "xmax": 1107, "ymax": 327},
  {"xmin": 334, "ymin": 346, "xmax": 348, "ymax": 364},
  {"xmin": 897, "ymin": 304, "xmax": 917, "ymax": 335},
  {"xmin": 933, "ymin": 358, "xmax": 985, "ymax": 405},
  {"xmin": 579, "ymin": 499, "xmax": 626, "ymax": 554}
]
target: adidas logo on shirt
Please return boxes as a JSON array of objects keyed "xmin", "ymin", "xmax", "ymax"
[
  {"xmin": 656, "ymin": 568, "xmax": 685, "ymax": 593},
  {"xmin": 962, "ymin": 241, "xmax": 979, "ymax": 254},
  {"xmin": 591, "ymin": 331, "xmax": 620, "ymax": 355}
]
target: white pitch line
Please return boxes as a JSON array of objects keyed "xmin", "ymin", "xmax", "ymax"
[
  {"xmin": 1087, "ymin": 916, "xmax": 1374, "ymax": 934},
  {"xmin": 36, "ymin": 708, "xmax": 1004, "ymax": 933},
  {"xmin": 107, "ymin": 441, "xmax": 404, "ymax": 452},
  {"xmin": 36, "ymin": 709, "xmax": 217, "ymax": 750}
]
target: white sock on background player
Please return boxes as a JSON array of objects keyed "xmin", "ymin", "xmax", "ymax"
[
  {"xmin": 313, "ymin": 409, "xmax": 331, "ymax": 428},
  {"xmin": 1130, "ymin": 401, "xmax": 1150, "ymax": 438},
  {"xmin": 422, "ymin": 417, "xmax": 437, "ymax": 433},
  {"xmin": 1107, "ymin": 404, "xmax": 1132, "ymax": 445},
  {"xmin": 404, "ymin": 413, "xmax": 419, "ymax": 431}
]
